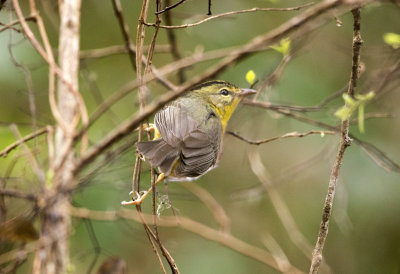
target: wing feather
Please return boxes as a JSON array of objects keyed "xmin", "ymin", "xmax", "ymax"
[
  {"xmin": 155, "ymin": 104, "xmax": 198, "ymax": 146},
  {"xmin": 137, "ymin": 139, "xmax": 179, "ymax": 175},
  {"xmin": 139, "ymin": 101, "xmax": 222, "ymax": 178}
]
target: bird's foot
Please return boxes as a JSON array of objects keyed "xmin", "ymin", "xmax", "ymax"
[
  {"xmin": 121, "ymin": 173, "xmax": 165, "ymax": 206},
  {"xmin": 143, "ymin": 123, "xmax": 156, "ymax": 132},
  {"xmin": 121, "ymin": 190, "xmax": 148, "ymax": 206}
]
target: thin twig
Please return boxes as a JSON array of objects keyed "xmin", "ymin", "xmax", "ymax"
[
  {"xmin": 246, "ymin": 99, "xmax": 400, "ymax": 173},
  {"xmin": 79, "ymin": 44, "xmax": 170, "ymax": 59},
  {"xmin": 135, "ymin": 207, "xmax": 168, "ymax": 274},
  {"xmin": 228, "ymin": 130, "xmax": 335, "ymax": 145},
  {"xmin": 309, "ymin": 8, "xmax": 363, "ymax": 274},
  {"xmin": 147, "ymin": 3, "xmax": 316, "ymax": 29},
  {"xmin": 248, "ymin": 151, "xmax": 332, "ymax": 273},
  {"xmin": 254, "ymin": 55, "xmax": 292, "ymax": 100},
  {"xmin": 112, "ymin": 0, "xmax": 137, "ymax": 71},
  {"xmin": 181, "ymin": 183, "xmax": 231, "ymax": 233},
  {"xmin": 13, "ymin": 0, "xmax": 89, "ymax": 139},
  {"xmin": 0, "ymin": 189, "xmax": 37, "ymax": 202},
  {"xmin": 7, "ymin": 17, "xmax": 38, "ymax": 136},
  {"xmin": 261, "ymin": 234, "xmax": 292, "ymax": 273},
  {"xmin": 0, "ymin": 16, "xmax": 36, "ymax": 33},
  {"xmin": 0, "ymin": 127, "xmax": 48, "ymax": 158},
  {"xmin": 230, "ymin": 143, "xmax": 336, "ymax": 201},
  {"xmin": 70, "ymin": 206, "xmax": 304, "ymax": 273},
  {"xmin": 155, "ymin": 0, "xmax": 186, "ymax": 15},
  {"xmin": 133, "ymin": 0, "xmax": 170, "ymax": 269},
  {"xmin": 163, "ymin": 0, "xmax": 186, "ymax": 83},
  {"xmin": 374, "ymin": 59, "xmax": 400, "ymax": 97},
  {"xmin": 9, "ymin": 124, "xmax": 46, "ymax": 187}
]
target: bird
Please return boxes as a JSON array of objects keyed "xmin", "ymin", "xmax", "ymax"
[{"xmin": 122, "ymin": 80, "xmax": 256, "ymax": 205}]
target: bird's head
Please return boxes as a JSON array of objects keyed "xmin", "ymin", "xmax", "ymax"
[{"xmin": 189, "ymin": 80, "xmax": 256, "ymax": 130}]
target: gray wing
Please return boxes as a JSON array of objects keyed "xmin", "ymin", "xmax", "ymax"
[
  {"xmin": 137, "ymin": 138, "xmax": 179, "ymax": 175},
  {"xmin": 174, "ymin": 112, "xmax": 222, "ymax": 178},
  {"xmin": 154, "ymin": 103, "xmax": 198, "ymax": 147},
  {"xmin": 140, "ymin": 102, "xmax": 222, "ymax": 178}
]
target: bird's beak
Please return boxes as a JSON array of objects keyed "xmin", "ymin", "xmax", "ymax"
[{"xmin": 239, "ymin": 88, "xmax": 257, "ymax": 97}]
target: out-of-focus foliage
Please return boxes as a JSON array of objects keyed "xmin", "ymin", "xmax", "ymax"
[
  {"xmin": 383, "ymin": 32, "xmax": 400, "ymax": 49},
  {"xmin": 270, "ymin": 38, "xmax": 291, "ymax": 56},
  {"xmin": 334, "ymin": 91, "xmax": 375, "ymax": 132},
  {"xmin": 245, "ymin": 70, "xmax": 256, "ymax": 85}
]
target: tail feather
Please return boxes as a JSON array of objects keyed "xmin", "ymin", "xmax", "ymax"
[{"xmin": 137, "ymin": 139, "xmax": 179, "ymax": 175}]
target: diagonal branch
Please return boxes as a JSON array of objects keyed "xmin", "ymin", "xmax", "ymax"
[
  {"xmin": 155, "ymin": 0, "xmax": 186, "ymax": 15},
  {"xmin": 0, "ymin": 127, "xmax": 48, "ymax": 158},
  {"xmin": 70, "ymin": 206, "xmax": 304, "ymax": 273}
]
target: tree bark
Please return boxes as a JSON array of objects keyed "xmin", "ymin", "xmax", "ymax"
[{"xmin": 36, "ymin": 0, "xmax": 82, "ymax": 273}]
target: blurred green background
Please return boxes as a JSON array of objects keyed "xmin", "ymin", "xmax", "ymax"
[{"xmin": 1, "ymin": 0, "xmax": 400, "ymax": 273}]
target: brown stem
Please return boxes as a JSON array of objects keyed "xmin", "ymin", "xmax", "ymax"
[
  {"xmin": 155, "ymin": 0, "xmax": 186, "ymax": 14},
  {"xmin": 309, "ymin": 8, "xmax": 362, "ymax": 274},
  {"xmin": 146, "ymin": 3, "xmax": 316, "ymax": 29},
  {"xmin": 70, "ymin": 206, "xmax": 304, "ymax": 273},
  {"xmin": 112, "ymin": 0, "xmax": 137, "ymax": 71},
  {"xmin": 0, "ymin": 127, "xmax": 48, "ymax": 158},
  {"xmin": 228, "ymin": 130, "xmax": 335, "ymax": 145},
  {"xmin": 34, "ymin": 0, "xmax": 82, "ymax": 273},
  {"xmin": 163, "ymin": 0, "xmax": 186, "ymax": 83}
]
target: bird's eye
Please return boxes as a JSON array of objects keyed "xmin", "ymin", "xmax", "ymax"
[{"xmin": 219, "ymin": 89, "xmax": 229, "ymax": 96}]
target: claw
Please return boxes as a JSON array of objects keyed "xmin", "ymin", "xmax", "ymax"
[
  {"xmin": 121, "ymin": 191, "xmax": 148, "ymax": 205},
  {"xmin": 121, "ymin": 173, "xmax": 166, "ymax": 206}
]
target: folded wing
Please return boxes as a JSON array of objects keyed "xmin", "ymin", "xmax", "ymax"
[{"xmin": 138, "ymin": 102, "xmax": 221, "ymax": 178}]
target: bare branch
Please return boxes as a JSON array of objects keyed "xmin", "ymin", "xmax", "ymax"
[
  {"xmin": 70, "ymin": 206, "xmax": 304, "ymax": 273},
  {"xmin": 181, "ymin": 183, "xmax": 231, "ymax": 233},
  {"xmin": 246, "ymin": 99, "xmax": 400, "ymax": 173},
  {"xmin": 0, "ymin": 127, "xmax": 48, "ymax": 158},
  {"xmin": 155, "ymin": 0, "xmax": 186, "ymax": 15},
  {"xmin": 147, "ymin": 3, "xmax": 316, "ymax": 29},
  {"xmin": 79, "ymin": 44, "xmax": 170, "ymax": 59},
  {"xmin": 228, "ymin": 130, "xmax": 336, "ymax": 145},
  {"xmin": 0, "ymin": 16, "xmax": 36, "ymax": 33},
  {"xmin": 0, "ymin": 189, "xmax": 37, "ymax": 202},
  {"xmin": 309, "ymin": 8, "xmax": 363, "ymax": 274},
  {"xmin": 248, "ymin": 151, "xmax": 332, "ymax": 273},
  {"xmin": 163, "ymin": 0, "xmax": 186, "ymax": 83},
  {"xmin": 34, "ymin": 0, "xmax": 82, "ymax": 272},
  {"xmin": 112, "ymin": 0, "xmax": 137, "ymax": 71}
]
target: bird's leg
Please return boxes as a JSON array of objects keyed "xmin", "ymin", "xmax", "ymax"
[
  {"xmin": 143, "ymin": 123, "xmax": 155, "ymax": 132},
  {"xmin": 121, "ymin": 173, "xmax": 165, "ymax": 206},
  {"xmin": 141, "ymin": 123, "xmax": 161, "ymax": 140}
]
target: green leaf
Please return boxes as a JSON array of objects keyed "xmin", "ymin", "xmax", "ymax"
[
  {"xmin": 334, "ymin": 106, "xmax": 352, "ymax": 121},
  {"xmin": 245, "ymin": 70, "xmax": 256, "ymax": 85},
  {"xmin": 342, "ymin": 94, "xmax": 357, "ymax": 107},
  {"xmin": 334, "ymin": 91, "xmax": 375, "ymax": 132},
  {"xmin": 383, "ymin": 32, "xmax": 400, "ymax": 49},
  {"xmin": 355, "ymin": 91, "xmax": 375, "ymax": 101},
  {"xmin": 270, "ymin": 38, "xmax": 291, "ymax": 56}
]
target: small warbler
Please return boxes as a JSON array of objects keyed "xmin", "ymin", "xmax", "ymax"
[{"xmin": 122, "ymin": 80, "xmax": 255, "ymax": 205}]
